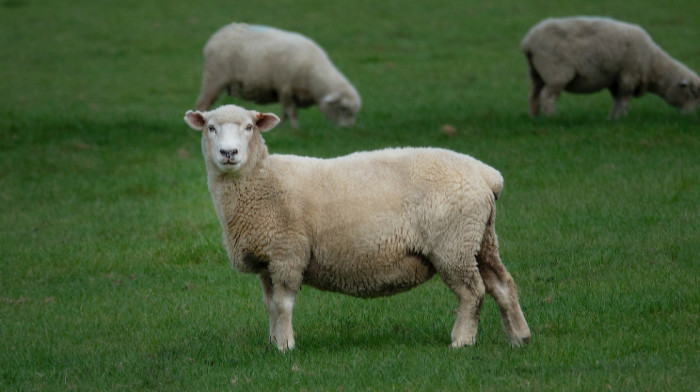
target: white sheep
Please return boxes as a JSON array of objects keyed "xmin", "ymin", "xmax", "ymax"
[
  {"xmin": 195, "ymin": 23, "xmax": 361, "ymax": 128},
  {"xmin": 183, "ymin": 104, "xmax": 531, "ymax": 351},
  {"xmin": 521, "ymin": 16, "xmax": 700, "ymax": 118}
]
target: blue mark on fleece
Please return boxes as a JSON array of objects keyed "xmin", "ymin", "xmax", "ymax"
[{"xmin": 246, "ymin": 24, "xmax": 271, "ymax": 33}]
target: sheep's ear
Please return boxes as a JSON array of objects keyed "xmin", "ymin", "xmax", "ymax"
[
  {"xmin": 686, "ymin": 82, "xmax": 700, "ymax": 97},
  {"xmin": 321, "ymin": 93, "xmax": 340, "ymax": 104},
  {"xmin": 184, "ymin": 110, "xmax": 206, "ymax": 131},
  {"xmin": 255, "ymin": 112, "xmax": 280, "ymax": 132}
]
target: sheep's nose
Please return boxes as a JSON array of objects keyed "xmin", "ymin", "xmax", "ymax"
[{"xmin": 220, "ymin": 148, "xmax": 238, "ymax": 159}]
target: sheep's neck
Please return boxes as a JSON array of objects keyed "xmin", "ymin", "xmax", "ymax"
[
  {"xmin": 647, "ymin": 47, "xmax": 682, "ymax": 96},
  {"xmin": 207, "ymin": 148, "xmax": 270, "ymax": 233},
  {"xmin": 308, "ymin": 62, "xmax": 351, "ymax": 99}
]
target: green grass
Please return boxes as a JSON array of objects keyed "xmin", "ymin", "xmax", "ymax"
[{"xmin": 1, "ymin": 0, "xmax": 699, "ymax": 390}]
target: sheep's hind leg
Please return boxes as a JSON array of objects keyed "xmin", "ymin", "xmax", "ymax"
[
  {"xmin": 527, "ymin": 65, "xmax": 545, "ymax": 117},
  {"xmin": 195, "ymin": 69, "xmax": 228, "ymax": 111},
  {"xmin": 450, "ymin": 279, "xmax": 485, "ymax": 348},
  {"xmin": 434, "ymin": 253, "xmax": 485, "ymax": 348},
  {"xmin": 539, "ymin": 85, "xmax": 562, "ymax": 116},
  {"xmin": 529, "ymin": 57, "xmax": 573, "ymax": 117},
  {"xmin": 477, "ymin": 221, "xmax": 531, "ymax": 346},
  {"xmin": 279, "ymin": 90, "xmax": 299, "ymax": 129}
]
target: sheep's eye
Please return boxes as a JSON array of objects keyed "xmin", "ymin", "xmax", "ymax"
[
  {"xmin": 245, "ymin": 124, "xmax": 253, "ymax": 131},
  {"xmin": 208, "ymin": 125, "xmax": 216, "ymax": 133}
]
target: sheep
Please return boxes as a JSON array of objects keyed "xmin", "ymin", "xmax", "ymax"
[
  {"xmin": 520, "ymin": 16, "xmax": 700, "ymax": 118},
  {"xmin": 183, "ymin": 104, "xmax": 531, "ymax": 352},
  {"xmin": 195, "ymin": 23, "xmax": 361, "ymax": 128}
]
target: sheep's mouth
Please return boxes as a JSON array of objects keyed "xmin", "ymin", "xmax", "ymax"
[
  {"xmin": 220, "ymin": 158, "xmax": 239, "ymax": 166},
  {"xmin": 218, "ymin": 160, "xmax": 240, "ymax": 170}
]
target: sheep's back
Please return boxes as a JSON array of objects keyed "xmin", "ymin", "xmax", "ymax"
[{"xmin": 204, "ymin": 23, "xmax": 329, "ymax": 78}]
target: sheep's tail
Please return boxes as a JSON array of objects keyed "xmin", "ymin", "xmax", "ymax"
[
  {"xmin": 477, "ymin": 163, "xmax": 504, "ymax": 201},
  {"xmin": 524, "ymin": 51, "xmax": 543, "ymax": 87}
]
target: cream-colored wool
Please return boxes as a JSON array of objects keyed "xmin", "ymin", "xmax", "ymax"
[
  {"xmin": 195, "ymin": 23, "xmax": 361, "ymax": 128},
  {"xmin": 184, "ymin": 104, "xmax": 530, "ymax": 351},
  {"xmin": 521, "ymin": 16, "xmax": 700, "ymax": 118}
]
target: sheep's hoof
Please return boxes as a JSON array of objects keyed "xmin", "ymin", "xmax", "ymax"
[
  {"xmin": 277, "ymin": 344, "xmax": 295, "ymax": 352},
  {"xmin": 276, "ymin": 338, "xmax": 295, "ymax": 352},
  {"xmin": 510, "ymin": 335, "xmax": 531, "ymax": 347},
  {"xmin": 450, "ymin": 336, "xmax": 477, "ymax": 348}
]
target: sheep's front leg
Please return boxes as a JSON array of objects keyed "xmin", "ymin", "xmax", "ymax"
[
  {"xmin": 269, "ymin": 283, "xmax": 297, "ymax": 351},
  {"xmin": 609, "ymin": 95, "xmax": 631, "ymax": 119},
  {"xmin": 259, "ymin": 274, "xmax": 278, "ymax": 345}
]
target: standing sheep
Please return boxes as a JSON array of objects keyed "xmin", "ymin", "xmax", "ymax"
[
  {"xmin": 521, "ymin": 16, "xmax": 700, "ymax": 118},
  {"xmin": 195, "ymin": 23, "xmax": 361, "ymax": 128},
  {"xmin": 183, "ymin": 104, "xmax": 531, "ymax": 351}
]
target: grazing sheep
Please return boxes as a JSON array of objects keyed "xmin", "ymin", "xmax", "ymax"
[
  {"xmin": 521, "ymin": 16, "xmax": 700, "ymax": 118},
  {"xmin": 195, "ymin": 23, "xmax": 361, "ymax": 128},
  {"xmin": 183, "ymin": 104, "xmax": 531, "ymax": 351}
]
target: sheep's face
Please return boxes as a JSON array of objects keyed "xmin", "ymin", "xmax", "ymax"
[
  {"xmin": 680, "ymin": 80, "xmax": 700, "ymax": 113},
  {"xmin": 320, "ymin": 91, "xmax": 361, "ymax": 127},
  {"xmin": 184, "ymin": 105, "xmax": 280, "ymax": 173},
  {"xmin": 668, "ymin": 77, "xmax": 700, "ymax": 113}
]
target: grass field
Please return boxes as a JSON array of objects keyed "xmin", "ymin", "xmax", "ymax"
[{"xmin": 1, "ymin": 0, "xmax": 699, "ymax": 390}]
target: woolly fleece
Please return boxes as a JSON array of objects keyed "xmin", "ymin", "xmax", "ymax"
[
  {"xmin": 195, "ymin": 23, "xmax": 361, "ymax": 128},
  {"xmin": 521, "ymin": 16, "xmax": 700, "ymax": 118},
  {"xmin": 184, "ymin": 104, "xmax": 530, "ymax": 351}
]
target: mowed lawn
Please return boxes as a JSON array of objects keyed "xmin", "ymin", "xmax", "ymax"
[{"xmin": 1, "ymin": 0, "xmax": 698, "ymax": 390}]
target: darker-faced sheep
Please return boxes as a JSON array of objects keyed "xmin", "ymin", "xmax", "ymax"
[
  {"xmin": 521, "ymin": 16, "xmax": 700, "ymax": 118},
  {"xmin": 183, "ymin": 104, "xmax": 531, "ymax": 351},
  {"xmin": 195, "ymin": 23, "xmax": 361, "ymax": 128}
]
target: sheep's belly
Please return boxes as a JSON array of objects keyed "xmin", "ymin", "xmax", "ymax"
[
  {"xmin": 229, "ymin": 82, "xmax": 278, "ymax": 103},
  {"xmin": 302, "ymin": 253, "xmax": 436, "ymax": 298},
  {"xmin": 565, "ymin": 72, "xmax": 616, "ymax": 93},
  {"xmin": 229, "ymin": 82, "xmax": 314, "ymax": 107}
]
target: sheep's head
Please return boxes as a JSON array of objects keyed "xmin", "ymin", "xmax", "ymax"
[
  {"xmin": 678, "ymin": 77, "xmax": 700, "ymax": 113},
  {"xmin": 184, "ymin": 105, "xmax": 280, "ymax": 174},
  {"xmin": 319, "ymin": 89, "xmax": 361, "ymax": 127},
  {"xmin": 665, "ymin": 73, "xmax": 700, "ymax": 113}
]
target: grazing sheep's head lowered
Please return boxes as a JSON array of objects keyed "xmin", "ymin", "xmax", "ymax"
[
  {"xmin": 521, "ymin": 17, "xmax": 700, "ymax": 118},
  {"xmin": 184, "ymin": 105, "xmax": 280, "ymax": 174},
  {"xmin": 319, "ymin": 90, "xmax": 362, "ymax": 127},
  {"xmin": 670, "ymin": 78, "xmax": 700, "ymax": 114}
]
